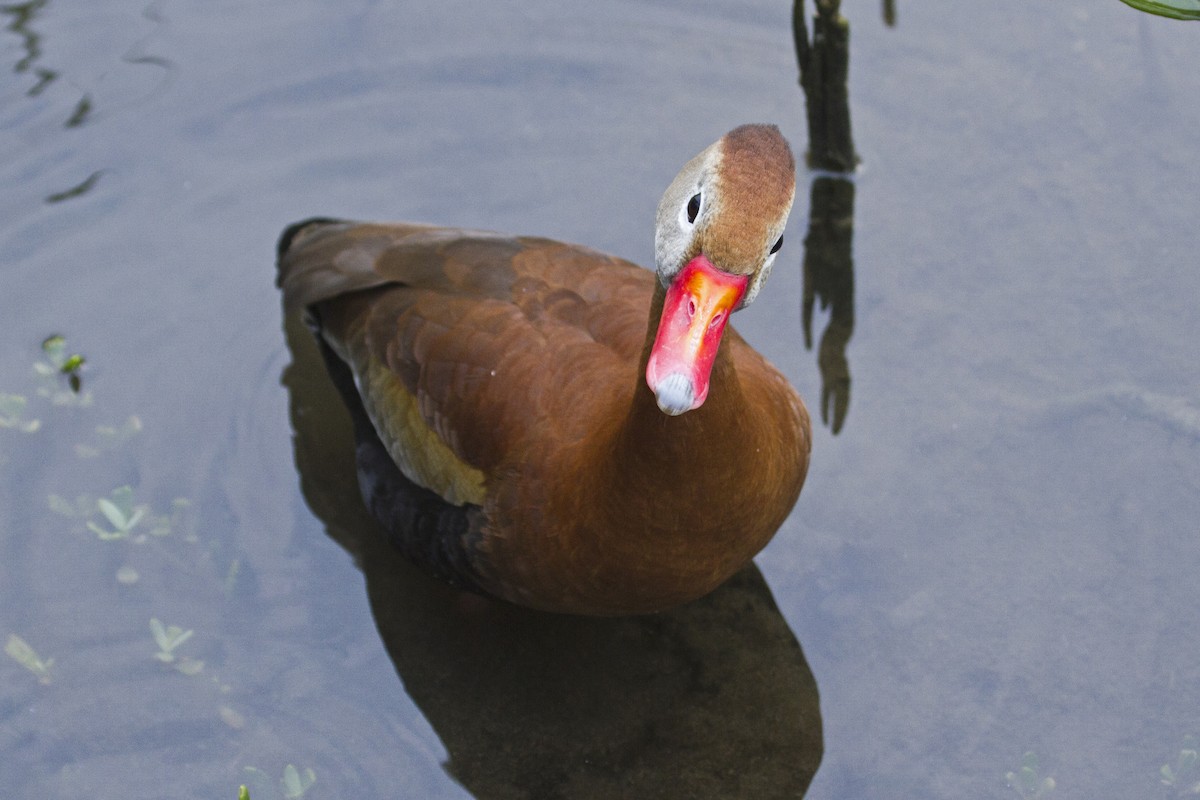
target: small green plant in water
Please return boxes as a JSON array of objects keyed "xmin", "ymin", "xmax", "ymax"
[
  {"xmin": 75, "ymin": 415, "xmax": 143, "ymax": 458},
  {"xmin": 242, "ymin": 765, "xmax": 317, "ymax": 800},
  {"xmin": 88, "ymin": 485, "xmax": 148, "ymax": 540},
  {"xmin": 281, "ymin": 765, "xmax": 317, "ymax": 799},
  {"xmin": 0, "ymin": 393, "xmax": 40, "ymax": 432},
  {"xmin": 238, "ymin": 787, "xmax": 250, "ymax": 800},
  {"xmin": 1006, "ymin": 751, "xmax": 1056, "ymax": 798},
  {"xmin": 36, "ymin": 334, "xmax": 88, "ymax": 398},
  {"xmin": 5, "ymin": 634, "xmax": 53, "ymax": 684},
  {"xmin": 51, "ymin": 485, "xmax": 191, "ymax": 542},
  {"xmin": 1162, "ymin": 735, "xmax": 1200, "ymax": 795},
  {"xmin": 149, "ymin": 617, "xmax": 204, "ymax": 675}
]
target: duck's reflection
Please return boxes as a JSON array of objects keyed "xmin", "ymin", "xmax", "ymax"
[{"xmin": 281, "ymin": 310, "xmax": 823, "ymax": 798}]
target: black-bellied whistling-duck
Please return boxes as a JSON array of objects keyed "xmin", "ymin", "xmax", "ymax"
[{"xmin": 277, "ymin": 124, "xmax": 810, "ymax": 615}]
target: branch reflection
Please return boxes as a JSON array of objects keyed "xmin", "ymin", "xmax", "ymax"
[
  {"xmin": 793, "ymin": 0, "xmax": 859, "ymax": 434},
  {"xmin": 802, "ymin": 177, "xmax": 855, "ymax": 434}
]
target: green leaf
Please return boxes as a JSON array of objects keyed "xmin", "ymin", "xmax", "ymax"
[
  {"xmin": 97, "ymin": 498, "xmax": 129, "ymax": 530},
  {"xmin": 241, "ymin": 768, "xmax": 273, "ymax": 800},
  {"xmin": 168, "ymin": 628, "xmax": 194, "ymax": 649},
  {"xmin": 5, "ymin": 634, "xmax": 52, "ymax": 683},
  {"xmin": 87, "ymin": 520, "xmax": 127, "ymax": 540},
  {"xmin": 281, "ymin": 764, "xmax": 315, "ymax": 798},
  {"xmin": 1116, "ymin": 0, "xmax": 1200, "ymax": 20},
  {"xmin": 238, "ymin": 787, "xmax": 250, "ymax": 800},
  {"xmin": 60, "ymin": 354, "xmax": 85, "ymax": 374},
  {"xmin": 124, "ymin": 507, "xmax": 147, "ymax": 532},
  {"xmin": 41, "ymin": 335, "xmax": 65, "ymax": 361},
  {"xmin": 150, "ymin": 618, "xmax": 196, "ymax": 665},
  {"xmin": 149, "ymin": 618, "xmax": 170, "ymax": 650},
  {"xmin": 173, "ymin": 657, "xmax": 205, "ymax": 675},
  {"xmin": 282, "ymin": 765, "xmax": 302, "ymax": 797}
]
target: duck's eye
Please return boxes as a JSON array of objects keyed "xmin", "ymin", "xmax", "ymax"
[
  {"xmin": 686, "ymin": 193, "xmax": 701, "ymax": 224},
  {"xmin": 769, "ymin": 235, "xmax": 784, "ymax": 255}
]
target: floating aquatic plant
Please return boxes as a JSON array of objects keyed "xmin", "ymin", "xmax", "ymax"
[
  {"xmin": 1117, "ymin": 0, "xmax": 1200, "ymax": 19},
  {"xmin": 242, "ymin": 765, "xmax": 317, "ymax": 800},
  {"xmin": 88, "ymin": 485, "xmax": 148, "ymax": 540},
  {"xmin": 5, "ymin": 633, "xmax": 53, "ymax": 684},
  {"xmin": 1006, "ymin": 751, "xmax": 1056, "ymax": 798},
  {"xmin": 75, "ymin": 415, "xmax": 143, "ymax": 458},
  {"xmin": 281, "ymin": 765, "xmax": 317, "ymax": 799},
  {"xmin": 74, "ymin": 487, "xmax": 189, "ymax": 542},
  {"xmin": 34, "ymin": 335, "xmax": 91, "ymax": 406},
  {"xmin": 0, "ymin": 393, "xmax": 40, "ymax": 432},
  {"xmin": 36, "ymin": 334, "xmax": 86, "ymax": 388},
  {"xmin": 149, "ymin": 617, "xmax": 204, "ymax": 675},
  {"xmin": 1161, "ymin": 735, "xmax": 1200, "ymax": 795}
]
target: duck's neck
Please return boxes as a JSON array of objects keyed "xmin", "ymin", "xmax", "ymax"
[
  {"xmin": 603, "ymin": 283, "xmax": 750, "ymax": 527},
  {"xmin": 551, "ymin": 283, "xmax": 793, "ymax": 612}
]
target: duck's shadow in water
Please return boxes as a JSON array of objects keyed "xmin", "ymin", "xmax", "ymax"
[{"xmin": 281, "ymin": 310, "xmax": 823, "ymax": 799}]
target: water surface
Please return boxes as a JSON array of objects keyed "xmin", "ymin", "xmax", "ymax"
[{"xmin": 2, "ymin": 1, "xmax": 1198, "ymax": 798}]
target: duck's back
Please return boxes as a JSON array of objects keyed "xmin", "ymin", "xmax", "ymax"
[{"xmin": 277, "ymin": 220, "xmax": 657, "ymax": 505}]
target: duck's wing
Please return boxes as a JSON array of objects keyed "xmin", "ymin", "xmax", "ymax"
[{"xmin": 277, "ymin": 219, "xmax": 654, "ymax": 507}]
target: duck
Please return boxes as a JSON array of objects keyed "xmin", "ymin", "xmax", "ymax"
[{"xmin": 276, "ymin": 124, "xmax": 811, "ymax": 615}]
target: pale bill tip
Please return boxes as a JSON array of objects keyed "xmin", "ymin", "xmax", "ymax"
[{"xmin": 654, "ymin": 373, "xmax": 695, "ymax": 416}]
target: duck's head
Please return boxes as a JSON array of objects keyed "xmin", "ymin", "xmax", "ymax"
[{"xmin": 647, "ymin": 124, "xmax": 796, "ymax": 416}]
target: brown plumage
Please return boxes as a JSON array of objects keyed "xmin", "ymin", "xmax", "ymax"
[{"xmin": 277, "ymin": 124, "xmax": 810, "ymax": 615}]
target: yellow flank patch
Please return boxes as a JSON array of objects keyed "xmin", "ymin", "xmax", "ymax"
[{"xmin": 355, "ymin": 351, "xmax": 487, "ymax": 507}]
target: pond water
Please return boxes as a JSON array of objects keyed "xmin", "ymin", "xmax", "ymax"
[{"xmin": 2, "ymin": 1, "xmax": 1198, "ymax": 798}]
